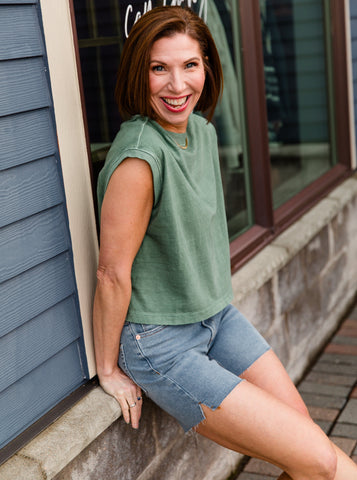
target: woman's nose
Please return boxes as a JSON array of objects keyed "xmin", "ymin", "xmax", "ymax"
[{"xmin": 169, "ymin": 70, "xmax": 185, "ymax": 92}]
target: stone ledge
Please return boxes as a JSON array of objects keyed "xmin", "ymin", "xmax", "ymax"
[{"xmin": 0, "ymin": 388, "xmax": 121, "ymax": 480}]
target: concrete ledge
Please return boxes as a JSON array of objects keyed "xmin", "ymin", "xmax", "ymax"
[{"xmin": 0, "ymin": 388, "xmax": 121, "ymax": 479}]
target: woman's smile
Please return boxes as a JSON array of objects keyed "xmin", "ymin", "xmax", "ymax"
[
  {"xmin": 149, "ymin": 33, "xmax": 206, "ymax": 133},
  {"xmin": 161, "ymin": 94, "xmax": 191, "ymax": 112}
]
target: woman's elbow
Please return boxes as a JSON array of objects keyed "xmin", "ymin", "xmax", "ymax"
[{"xmin": 96, "ymin": 263, "xmax": 132, "ymax": 291}]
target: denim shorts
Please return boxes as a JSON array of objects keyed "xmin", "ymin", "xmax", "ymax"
[{"xmin": 119, "ymin": 304, "xmax": 270, "ymax": 432}]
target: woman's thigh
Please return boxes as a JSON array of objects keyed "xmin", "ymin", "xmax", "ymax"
[{"xmin": 240, "ymin": 349, "xmax": 310, "ymax": 417}]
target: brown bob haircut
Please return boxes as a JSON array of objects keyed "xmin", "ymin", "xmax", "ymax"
[{"xmin": 115, "ymin": 6, "xmax": 223, "ymax": 123}]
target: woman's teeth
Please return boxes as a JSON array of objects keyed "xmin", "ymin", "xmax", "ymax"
[{"xmin": 163, "ymin": 96, "xmax": 188, "ymax": 107}]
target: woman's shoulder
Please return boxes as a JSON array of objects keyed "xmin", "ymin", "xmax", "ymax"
[
  {"xmin": 112, "ymin": 116, "xmax": 161, "ymax": 151},
  {"xmin": 97, "ymin": 116, "xmax": 164, "ymax": 210},
  {"xmin": 190, "ymin": 113, "xmax": 217, "ymax": 141}
]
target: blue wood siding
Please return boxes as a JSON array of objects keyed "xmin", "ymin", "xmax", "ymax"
[
  {"xmin": 0, "ymin": 1, "xmax": 88, "ymax": 450},
  {"xmin": 0, "ymin": 4, "xmax": 43, "ymax": 60},
  {"xmin": 350, "ymin": 0, "xmax": 357, "ymax": 146}
]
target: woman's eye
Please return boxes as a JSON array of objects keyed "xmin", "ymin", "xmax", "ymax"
[
  {"xmin": 186, "ymin": 62, "xmax": 198, "ymax": 69},
  {"xmin": 152, "ymin": 65, "xmax": 165, "ymax": 72}
]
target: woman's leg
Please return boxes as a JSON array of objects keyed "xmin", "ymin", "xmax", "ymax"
[
  {"xmin": 195, "ymin": 350, "xmax": 357, "ymax": 479},
  {"xmin": 239, "ymin": 350, "xmax": 309, "ymax": 416},
  {"xmin": 196, "ymin": 380, "xmax": 336, "ymax": 479},
  {"xmin": 239, "ymin": 349, "xmax": 357, "ymax": 479}
]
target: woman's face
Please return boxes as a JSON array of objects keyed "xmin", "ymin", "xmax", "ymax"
[{"xmin": 149, "ymin": 33, "xmax": 206, "ymax": 133}]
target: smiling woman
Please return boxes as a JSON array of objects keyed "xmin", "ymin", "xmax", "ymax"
[{"xmin": 92, "ymin": 6, "xmax": 357, "ymax": 480}]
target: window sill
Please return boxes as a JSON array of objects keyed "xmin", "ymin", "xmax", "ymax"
[{"xmin": 0, "ymin": 388, "xmax": 122, "ymax": 480}]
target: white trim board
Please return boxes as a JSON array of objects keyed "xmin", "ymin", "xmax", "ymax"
[{"xmin": 40, "ymin": 0, "xmax": 98, "ymax": 377}]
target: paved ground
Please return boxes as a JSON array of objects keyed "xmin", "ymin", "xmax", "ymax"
[{"xmin": 233, "ymin": 303, "xmax": 357, "ymax": 479}]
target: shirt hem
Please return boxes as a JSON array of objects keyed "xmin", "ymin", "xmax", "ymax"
[{"xmin": 126, "ymin": 291, "xmax": 233, "ymax": 326}]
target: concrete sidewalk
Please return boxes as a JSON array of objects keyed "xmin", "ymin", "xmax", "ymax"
[{"xmin": 233, "ymin": 302, "xmax": 357, "ymax": 479}]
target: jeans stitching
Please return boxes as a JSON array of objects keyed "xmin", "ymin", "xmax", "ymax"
[{"xmin": 128, "ymin": 323, "xmax": 199, "ymax": 404}]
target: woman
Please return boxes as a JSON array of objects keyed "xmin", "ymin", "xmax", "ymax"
[{"xmin": 93, "ymin": 6, "xmax": 357, "ymax": 479}]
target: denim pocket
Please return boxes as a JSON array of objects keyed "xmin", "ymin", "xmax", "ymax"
[{"xmin": 134, "ymin": 323, "xmax": 167, "ymax": 338}]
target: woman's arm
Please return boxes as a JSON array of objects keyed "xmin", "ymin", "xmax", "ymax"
[{"xmin": 93, "ymin": 157, "xmax": 154, "ymax": 428}]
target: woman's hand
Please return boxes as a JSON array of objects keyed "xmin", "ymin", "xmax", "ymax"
[{"xmin": 99, "ymin": 366, "xmax": 142, "ymax": 429}]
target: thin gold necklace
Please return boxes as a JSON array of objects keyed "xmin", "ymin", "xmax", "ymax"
[{"xmin": 172, "ymin": 136, "xmax": 188, "ymax": 150}]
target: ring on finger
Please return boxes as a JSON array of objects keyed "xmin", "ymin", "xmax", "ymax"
[{"xmin": 129, "ymin": 402, "xmax": 136, "ymax": 408}]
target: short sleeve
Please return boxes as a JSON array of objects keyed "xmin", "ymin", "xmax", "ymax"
[{"xmin": 97, "ymin": 146, "xmax": 163, "ymax": 219}]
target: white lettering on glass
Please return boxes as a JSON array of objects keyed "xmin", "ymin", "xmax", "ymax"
[{"xmin": 124, "ymin": 0, "xmax": 207, "ymax": 38}]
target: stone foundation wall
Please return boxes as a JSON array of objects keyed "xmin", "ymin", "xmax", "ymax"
[
  {"xmin": 53, "ymin": 401, "xmax": 240, "ymax": 480},
  {"xmin": 2, "ymin": 175, "xmax": 356, "ymax": 480}
]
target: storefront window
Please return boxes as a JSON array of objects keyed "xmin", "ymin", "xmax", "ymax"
[
  {"xmin": 72, "ymin": 0, "xmax": 351, "ymax": 269},
  {"xmin": 260, "ymin": 0, "xmax": 335, "ymax": 209},
  {"xmin": 73, "ymin": 0, "xmax": 252, "ymax": 239}
]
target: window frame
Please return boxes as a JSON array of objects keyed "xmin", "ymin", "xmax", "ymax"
[
  {"xmin": 230, "ymin": 0, "xmax": 353, "ymax": 272},
  {"xmin": 69, "ymin": 0, "xmax": 354, "ymax": 273}
]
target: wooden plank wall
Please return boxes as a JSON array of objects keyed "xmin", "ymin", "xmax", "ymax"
[{"xmin": 0, "ymin": 0, "xmax": 88, "ymax": 449}]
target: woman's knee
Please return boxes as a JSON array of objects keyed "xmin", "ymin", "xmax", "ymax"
[
  {"xmin": 290, "ymin": 436, "xmax": 337, "ymax": 480},
  {"xmin": 321, "ymin": 443, "xmax": 337, "ymax": 479}
]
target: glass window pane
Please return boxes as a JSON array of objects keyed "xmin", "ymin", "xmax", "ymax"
[
  {"xmin": 207, "ymin": 1, "xmax": 253, "ymax": 239},
  {"xmin": 73, "ymin": 1, "xmax": 253, "ymax": 240},
  {"xmin": 74, "ymin": 0, "xmax": 125, "ymax": 181},
  {"xmin": 260, "ymin": 0, "xmax": 335, "ymax": 209}
]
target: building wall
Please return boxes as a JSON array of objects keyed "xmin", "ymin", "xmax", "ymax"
[{"xmin": 0, "ymin": 0, "xmax": 88, "ymax": 451}]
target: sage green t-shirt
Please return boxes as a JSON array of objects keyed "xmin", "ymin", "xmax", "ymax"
[{"xmin": 97, "ymin": 114, "xmax": 233, "ymax": 324}]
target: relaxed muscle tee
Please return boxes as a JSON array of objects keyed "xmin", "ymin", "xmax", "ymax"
[{"xmin": 97, "ymin": 114, "xmax": 233, "ymax": 325}]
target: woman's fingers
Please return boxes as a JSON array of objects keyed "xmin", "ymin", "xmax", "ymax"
[
  {"xmin": 118, "ymin": 395, "xmax": 131, "ymax": 424},
  {"xmin": 128, "ymin": 387, "xmax": 143, "ymax": 428},
  {"xmin": 128, "ymin": 398, "xmax": 142, "ymax": 429},
  {"xmin": 127, "ymin": 387, "xmax": 143, "ymax": 428},
  {"xmin": 116, "ymin": 390, "xmax": 141, "ymax": 427},
  {"xmin": 99, "ymin": 367, "xmax": 143, "ymax": 428}
]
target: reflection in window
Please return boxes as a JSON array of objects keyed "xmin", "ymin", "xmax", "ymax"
[
  {"xmin": 74, "ymin": 0, "xmax": 125, "ymax": 182},
  {"xmin": 208, "ymin": 1, "xmax": 252, "ymax": 239},
  {"xmin": 73, "ymin": 0, "xmax": 252, "ymax": 240},
  {"xmin": 260, "ymin": 0, "xmax": 335, "ymax": 209}
]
